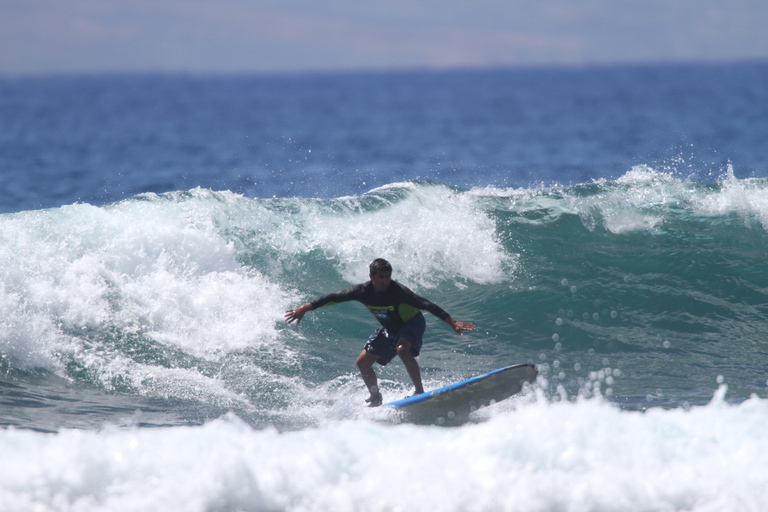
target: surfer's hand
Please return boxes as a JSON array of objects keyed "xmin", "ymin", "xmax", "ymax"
[
  {"xmin": 448, "ymin": 318, "xmax": 475, "ymax": 335},
  {"xmin": 285, "ymin": 303, "xmax": 312, "ymax": 324}
]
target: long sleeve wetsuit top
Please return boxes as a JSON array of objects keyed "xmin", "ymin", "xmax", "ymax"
[{"xmin": 310, "ymin": 280, "xmax": 451, "ymax": 333}]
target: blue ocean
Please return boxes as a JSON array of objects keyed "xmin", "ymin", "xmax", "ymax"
[{"xmin": 2, "ymin": 61, "xmax": 768, "ymax": 511}]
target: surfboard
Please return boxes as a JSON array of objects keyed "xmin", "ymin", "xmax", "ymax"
[{"xmin": 383, "ymin": 363, "xmax": 537, "ymax": 424}]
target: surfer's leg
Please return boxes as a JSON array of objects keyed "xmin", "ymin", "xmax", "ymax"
[
  {"xmin": 395, "ymin": 314, "xmax": 426, "ymax": 395},
  {"xmin": 397, "ymin": 338, "xmax": 424, "ymax": 395},
  {"xmin": 356, "ymin": 350, "xmax": 382, "ymax": 404},
  {"xmin": 359, "ymin": 328, "xmax": 397, "ymax": 405}
]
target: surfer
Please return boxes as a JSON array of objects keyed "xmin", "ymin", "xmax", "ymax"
[{"xmin": 285, "ymin": 258, "xmax": 475, "ymax": 406}]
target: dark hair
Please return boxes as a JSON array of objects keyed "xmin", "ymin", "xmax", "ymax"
[{"xmin": 369, "ymin": 258, "xmax": 392, "ymax": 275}]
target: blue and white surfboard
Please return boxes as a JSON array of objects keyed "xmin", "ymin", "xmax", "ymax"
[{"xmin": 384, "ymin": 363, "xmax": 537, "ymax": 423}]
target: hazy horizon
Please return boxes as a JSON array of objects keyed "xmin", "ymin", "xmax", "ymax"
[{"xmin": 3, "ymin": 0, "xmax": 768, "ymax": 76}]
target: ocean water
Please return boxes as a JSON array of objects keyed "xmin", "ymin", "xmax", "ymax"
[{"xmin": 1, "ymin": 61, "xmax": 768, "ymax": 511}]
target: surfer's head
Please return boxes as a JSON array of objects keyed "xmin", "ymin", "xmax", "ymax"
[
  {"xmin": 369, "ymin": 258, "xmax": 392, "ymax": 275},
  {"xmin": 369, "ymin": 258, "xmax": 392, "ymax": 293}
]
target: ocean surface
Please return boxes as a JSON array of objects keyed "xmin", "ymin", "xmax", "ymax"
[{"xmin": 2, "ymin": 61, "xmax": 768, "ymax": 511}]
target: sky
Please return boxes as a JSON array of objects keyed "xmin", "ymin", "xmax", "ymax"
[{"xmin": 2, "ymin": 0, "xmax": 768, "ymax": 75}]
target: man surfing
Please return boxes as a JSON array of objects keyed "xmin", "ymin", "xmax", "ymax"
[{"xmin": 285, "ymin": 258, "xmax": 475, "ymax": 406}]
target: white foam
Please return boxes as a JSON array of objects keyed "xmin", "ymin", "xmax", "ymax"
[
  {"xmin": 0, "ymin": 190, "xmax": 297, "ymax": 401},
  {"xmin": 570, "ymin": 164, "xmax": 768, "ymax": 234},
  {"xmin": 613, "ymin": 164, "xmax": 676, "ymax": 186},
  {"xmin": 695, "ymin": 164, "xmax": 768, "ymax": 230},
  {"xmin": 468, "ymin": 166, "xmax": 701, "ymax": 234},
  {"xmin": 305, "ymin": 183, "xmax": 516, "ymax": 288},
  {"xmin": 569, "ymin": 166, "xmax": 685, "ymax": 234},
  {"xmin": 2, "ymin": 391, "xmax": 767, "ymax": 511}
]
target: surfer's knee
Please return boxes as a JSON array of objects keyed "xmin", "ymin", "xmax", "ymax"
[
  {"xmin": 356, "ymin": 351, "xmax": 376, "ymax": 370},
  {"xmin": 397, "ymin": 339, "xmax": 413, "ymax": 359}
]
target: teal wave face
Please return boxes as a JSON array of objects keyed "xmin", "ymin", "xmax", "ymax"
[{"xmin": 464, "ymin": 170, "xmax": 768, "ymax": 405}]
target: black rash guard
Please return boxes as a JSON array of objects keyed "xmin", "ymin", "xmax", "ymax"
[{"xmin": 310, "ymin": 280, "xmax": 451, "ymax": 333}]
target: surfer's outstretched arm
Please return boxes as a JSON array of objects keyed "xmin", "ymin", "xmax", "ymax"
[{"xmin": 286, "ymin": 285, "xmax": 365, "ymax": 325}]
